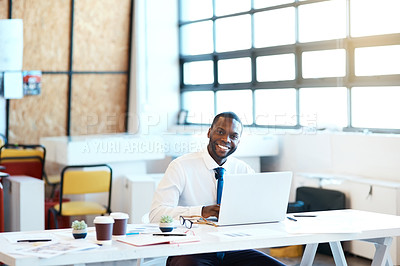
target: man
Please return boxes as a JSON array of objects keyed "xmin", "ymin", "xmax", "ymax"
[{"xmin": 150, "ymin": 112, "xmax": 285, "ymax": 266}]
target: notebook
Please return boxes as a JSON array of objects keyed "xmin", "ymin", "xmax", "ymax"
[{"xmin": 213, "ymin": 171, "xmax": 293, "ymax": 226}]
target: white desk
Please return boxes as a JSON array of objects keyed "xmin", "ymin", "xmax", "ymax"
[{"xmin": 1, "ymin": 209, "xmax": 399, "ymax": 266}]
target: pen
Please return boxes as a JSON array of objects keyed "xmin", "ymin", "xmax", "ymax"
[
  {"xmin": 286, "ymin": 217, "xmax": 297, "ymax": 222},
  {"xmin": 17, "ymin": 239, "xmax": 52, "ymax": 243},
  {"xmin": 153, "ymin": 233, "xmax": 186, "ymax": 236},
  {"xmin": 126, "ymin": 232, "xmax": 140, "ymax": 236}
]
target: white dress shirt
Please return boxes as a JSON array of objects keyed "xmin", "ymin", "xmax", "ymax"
[{"xmin": 149, "ymin": 148, "xmax": 254, "ymax": 223}]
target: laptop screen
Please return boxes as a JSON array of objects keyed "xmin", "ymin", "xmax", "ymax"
[{"xmin": 216, "ymin": 171, "xmax": 293, "ymax": 226}]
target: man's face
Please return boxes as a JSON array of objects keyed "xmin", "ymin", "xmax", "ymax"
[{"xmin": 207, "ymin": 117, "xmax": 242, "ymax": 165}]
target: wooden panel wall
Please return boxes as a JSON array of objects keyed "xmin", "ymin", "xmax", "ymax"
[
  {"xmin": 6, "ymin": 0, "xmax": 131, "ymax": 144},
  {"xmin": 73, "ymin": 0, "xmax": 130, "ymax": 71},
  {"xmin": 71, "ymin": 74, "xmax": 127, "ymax": 135},
  {"xmin": 12, "ymin": 0, "xmax": 71, "ymax": 71},
  {"xmin": 0, "ymin": 0, "xmax": 8, "ymax": 19},
  {"xmin": 9, "ymin": 75, "xmax": 68, "ymax": 141}
]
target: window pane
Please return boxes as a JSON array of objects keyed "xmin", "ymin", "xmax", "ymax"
[
  {"xmin": 256, "ymin": 54, "xmax": 295, "ymax": 82},
  {"xmin": 254, "ymin": 8, "xmax": 295, "ymax": 48},
  {"xmin": 300, "ymin": 87, "xmax": 347, "ymax": 128},
  {"xmin": 254, "ymin": 0, "xmax": 294, "ymax": 8},
  {"xmin": 352, "ymin": 87, "xmax": 400, "ymax": 129},
  {"xmin": 180, "ymin": 0, "xmax": 213, "ymax": 22},
  {"xmin": 302, "ymin": 49, "xmax": 346, "ymax": 78},
  {"xmin": 215, "ymin": 15, "xmax": 251, "ymax": 52},
  {"xmin": 299, "ymin": 0, "xmax": 346, "ymax": 43},
  {"xmin": 355, "ymin": 45, "xmax": 400, "ymax": 76},
  {"xmin": 181, "ymin": 21, "xmax": 213, "ymax": 56},
  {"xmin": 215, "ymin": 0, "xmax": 251, "ymax": 16},
  {"xmin": 183, "ymin": 61, "xmax": 214, "ymax": 85},
  {"xmin": 255, "ymin": 89, "xmax": 297, "ymax": 126},
  {"xmin": 182, "ymin": 91, "xmax": 215, "ymax": 124},
  {"xmin": 351, "ymin": 0, "xmax": 400, "ymax": 37},
  {"xmin": 216, "ymin": 90, "xmax": 253, "ymax": 125},
  {"xmin": 218, "ymin": 57, "xmax": 251, "ymax": 84}
]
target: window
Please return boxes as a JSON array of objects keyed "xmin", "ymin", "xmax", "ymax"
[{"xmin": 179, "ymin": 0, "xmax": 400, "ymax": 132}]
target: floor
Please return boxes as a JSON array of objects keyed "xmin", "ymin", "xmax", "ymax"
[
  {"xmin": 83, "ymin": 251, "xmax": 372, "ymax": 266},
  {"xmin": 273, "ymin": 252, "xmax": 372, "ymax": 266}
]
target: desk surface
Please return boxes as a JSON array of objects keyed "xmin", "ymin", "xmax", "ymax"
[{"xmin": 1, "ymin": 209, "xmax": 400, "ymax": 266}]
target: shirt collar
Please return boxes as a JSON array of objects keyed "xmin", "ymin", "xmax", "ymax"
[{"xmin": 202, "ymin": 147, "xmax": 230, "ymax": 171}]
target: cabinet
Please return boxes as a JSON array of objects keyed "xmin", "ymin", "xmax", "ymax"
[
  {"xmin": 294, "ymin": 173, "xmax": 400, "ymax": 264},
  {"xmin": 124, "ymin": 174, "xmax": 163, "ymax": 224},
  {"xmin": 3, "ymin": 176, "xmax": 44, "ymax": 231}
]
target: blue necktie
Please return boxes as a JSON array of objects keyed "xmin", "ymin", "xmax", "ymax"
[
  {"xmin": 214, "ymin": 167, "xmax": 225, "ymax": 204},
  {"xmin": 214, "ymin": 167, "xmax": 226, "ymax": 261}
]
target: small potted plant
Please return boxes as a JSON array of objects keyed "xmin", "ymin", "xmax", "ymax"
[
  {"xmin": 72, "ymin": 220, "xmax": 88, "ymax": 239},
  {"xmin": 159, "ymin": 215, "xmax": 174, "ymax": 232}
]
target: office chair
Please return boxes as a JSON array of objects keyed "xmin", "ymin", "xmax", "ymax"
[
  {"xmin": 0, "ymin": 144, "xmax": 46, "ymax": 180},
  {"xmin": 48, "ymin": 164, "xmax": 113, "ymax": 229},
  {"xmin": 296, "ymin": 186, "xmax": 346, "ymax": 212},
  {"xmin": 0, "ymin": 144, "xmax": 61, "ymax": 198}
]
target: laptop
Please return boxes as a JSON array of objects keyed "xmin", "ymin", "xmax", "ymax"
[{"xmin": 213, "ymin": 171, "xmax": 293, "ymax": 226}]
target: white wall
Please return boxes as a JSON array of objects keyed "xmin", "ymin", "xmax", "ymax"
[
  {"xmin": 277, "ymin": 131, "xmax": 400, "ymax": 182},
  {"xmin": 129, "ymin": 0, "xmax": 180, "ymax": 135}
]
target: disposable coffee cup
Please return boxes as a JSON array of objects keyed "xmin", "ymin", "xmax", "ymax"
[
  {"xmin": 110, "ymin": 212, "xmax": 129, "ymax": 238},
  {"xmin": 93, "ymin": 216, "xmax": 114, "ymax": 245}
]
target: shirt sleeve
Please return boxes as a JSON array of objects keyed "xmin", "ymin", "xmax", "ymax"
[{"xmin": 149, "ymin": 161, "xmax": 203, "ymax": 223}]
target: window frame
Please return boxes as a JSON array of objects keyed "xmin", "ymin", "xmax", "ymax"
[{"xmin": 178, "ymin": 0, "xmax": 400, "ymax": 133}]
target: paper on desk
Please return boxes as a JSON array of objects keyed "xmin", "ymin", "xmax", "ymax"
[
  {"xmin": 11, "ymin": 240, "xmax": 99, "ymax": 258},
  {"xmin": 284, "ymin": 217, "xmax": 361, "ymax": 234},
  {"xmin": 127, "ymin": 224, "xmax": 161, "ymax": 234},
  {"xmin": 3, "ymin": 233, "xmax": 54, "ymax": 243},
  {"xmin": 118, "ymin": 234, "xmax": 200, "ymax": 247},
  {"xmin": 4, "ymin": 233, "xmax": 99, "ymax": 258},
  {"xmin": 209, "ymin": 228, "xmax": 286, "ymax": 240}
]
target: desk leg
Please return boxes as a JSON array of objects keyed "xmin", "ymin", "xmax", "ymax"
[
  {"xmin": 329, "ymin": 241, "xmax": 347, "ymax": 266},
  {"xmin": 300, "ymin": 243, "xmax": 318, "ymax": 266},
  {"xmin": 137, "ymin": 258, "xmax": 144, "ymax": 266},
  {"xmin": 363, "ymin": 237, "xmax": 393, "ymax": 266}
]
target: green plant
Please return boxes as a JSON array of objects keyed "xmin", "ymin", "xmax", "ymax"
[
  {"xmin": 71, "ymin": 220, "xmax": 87, "ymax": 230},
  {"xmin": 160, "ymin": 215, "xmax": 173, "ymax": 224}
]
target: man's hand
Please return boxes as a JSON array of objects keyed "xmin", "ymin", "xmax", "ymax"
[{"xmin": 202, "ymin": 204, "xmax": 220, "ymax": 218}]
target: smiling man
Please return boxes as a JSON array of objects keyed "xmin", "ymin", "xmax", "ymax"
[{"xmin": 149, "ymin": 112, "xmax": 285, "ymax": 266}]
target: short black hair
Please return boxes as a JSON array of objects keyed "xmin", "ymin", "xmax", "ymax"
[{"xmin": 211, "ymin": 112, "xmax": 243, "ymax": 128}]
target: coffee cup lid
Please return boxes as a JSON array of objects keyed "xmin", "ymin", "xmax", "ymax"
[
  {"xmin": 110, "ymin": 212, "xmax": 129, "ymax": 219},
  {"xmin": 93, "ymin": 216, "xmax": 114, "ymax": 224}
]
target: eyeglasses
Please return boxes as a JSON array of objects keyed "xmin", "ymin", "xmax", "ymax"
[{"xmin": 179, "ymin": 215, "xmax": 217, "ymax": 229}]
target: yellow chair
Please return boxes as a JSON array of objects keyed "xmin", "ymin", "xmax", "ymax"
[
  {"xmin": 49, "ymin": 164, "xmax": 112, "ymax": 228},
  {"xmin": 0, "ymin": 144, "xmax": 46, "ymax": 180},
  {"xmin": 0, "ymin": 144, "xmax": 61, "ymax": 198},
  {"xmin": 43, "ymin": 171, "xmax": 62, "ymax": 199}
]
